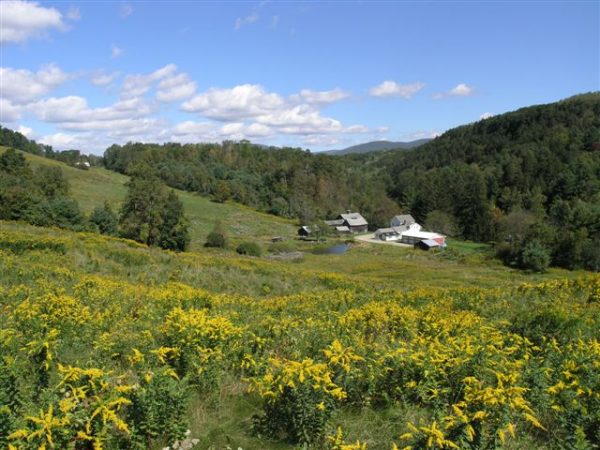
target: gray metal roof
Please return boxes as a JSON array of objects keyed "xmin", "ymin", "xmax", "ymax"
[
  {"xmin": 420, "ymin": 239, "xmax": 440, "ymax": 247},
  {"xmin": 339, "ymin": 212, "xmax": 368, "ymax": 227},
  {"xmin": 325, "ymin": 219, "xmax": 345, "ymax": 227},
  {"xmin": 336, "ymin": 226, "xmax": 350, "ymax": 232},
  {"xmin": 392, "ymin": 214, "xmax": 415, "ymax": 226}
]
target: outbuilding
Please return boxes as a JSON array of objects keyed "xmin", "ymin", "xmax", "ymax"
[{"xmin": 415, "ymin": 239, "xmax": 441, "ymax": 250}]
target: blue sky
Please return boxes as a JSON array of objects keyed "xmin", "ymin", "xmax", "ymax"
[{"xmin": 1, "ymin": 1, "xmax": 598, "ymax": 154}]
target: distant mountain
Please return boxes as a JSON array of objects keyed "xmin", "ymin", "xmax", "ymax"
[{"xmin": 324, "ymin": 139, "xmax": 431, "ymax": 155}]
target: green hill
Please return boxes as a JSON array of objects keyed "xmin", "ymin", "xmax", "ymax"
[{"xmin": 10, "ymin": 147, "xmax": 297, "ymax": 250}]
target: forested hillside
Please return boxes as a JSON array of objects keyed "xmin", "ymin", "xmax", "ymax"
[
  {"xmin": 377, "ymin": 93, "xmax": 600, "ymax": 271},
  {"xmin": 103, "ymin": 141, "xmax": 398, "ymax": 228}
]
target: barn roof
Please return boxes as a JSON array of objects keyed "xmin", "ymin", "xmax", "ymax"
[
  {"xmin": 420, "ymin": 239, "xmax": 440, "ymax": 248},
  {"xmin": 336, "ymin": 226, "xmax": 350, "ymax": 232},
  {"xmin": 392, "ymin": 214, "xmax": 416, "ymax": 225},
  {"xmin": 325, "ymin": 219, "xmax": 345, "ymax": 227},
  {"xmin": 339, "ymin": 212, "xmax": 368, "ymax": 227}
]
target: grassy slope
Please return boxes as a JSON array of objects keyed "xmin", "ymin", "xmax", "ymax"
[{"xmin": 13, "ymin": 148, "xmax": 297, "ymax": 250}]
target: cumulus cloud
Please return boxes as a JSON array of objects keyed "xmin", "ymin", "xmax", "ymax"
[
  {"xmin": 91, "ymin": 71, "xmax": 119, "ymax": 86},
  {"xmin": 156, "ymin": 73, "xmax": 197, "ymax": 102},
  {"xmin": 234, "ymin": 12, "xmax": 259, "ymax": 30},
  {"xmin": 479, "ymin": 112, "xmax": 494, "ymax": 120},
  {"xmin": 39, "ymin": 132, "xmax": 77, "ymax": 148},
  {"xmin": 403, "ymin": 130, "xmax": 440, "ymax": 140},
  {"xmin": 369, "ymin": 80, "xmax": 425, "ymax": 99},
  {"xmin": 0, "ymin": 0, "xmax": 65, "ymax": 43},
  {"xmin": 0, "ymin": 64, "xmax": 71, "ymax": 103},
  {"xmin": 34, "ymin": 95, "xmax": 155, "ymax": 125},
  {"xmin": 16, "ymin": 125, "xmax": 34, "ymax": 137},
  {"xmin": 0, "ymin": 99, "xmax": 23, "ymax": 122},
  {"xmin": 256, "ymin": 105, "xmax": 343, "ymax": 135},
  {"xmin": 290, "ymin": 88, "xmax": 350, "ymax": 105},
  {"xmin": 182, "ymin": 84, "xmax": 285, "ymax": 120},
  {"xmin": 433, "ymin": 83, "xmax": 475, "ymax": 99},
  {"xmin": 121, "ymin": 64, "xmax": 177, "ymax": 98}
]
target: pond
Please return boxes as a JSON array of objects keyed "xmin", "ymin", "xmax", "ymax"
[{"xmin": 322, "ymin": 243, "xmax": 350, "ymax": 254}]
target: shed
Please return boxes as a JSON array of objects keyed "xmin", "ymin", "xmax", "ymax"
[
  {"xmin": 335, "ymin": 226, "xmax": 351, "ymax": 233},
  {"xmin": 415, "ymin": 239, "xmax": 441, "ymax": 250},
  {"xmin": 298, "ymin": 225, "xmax": 318, "ymax": 237}
]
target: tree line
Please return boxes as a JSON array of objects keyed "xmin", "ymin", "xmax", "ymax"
[
  {"xmin": 103, "ymin": 140, "xmax": 398, "ymax": 229},
  {"xmin": 371, "ymin": 93, "xmax": 600, "ymax": 271}
]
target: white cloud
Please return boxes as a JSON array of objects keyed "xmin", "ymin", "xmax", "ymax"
[
  {"xmin": 0, "ymin": 99, "xmax": 23, "ymax": 122},
  {"xmin": 234, "ymin": 12, "xmax": 259, "ymax": 30},
  {"xmin": 303, "ymin": 135, "xmax": 340, "ymax": 147},
  {"xmin": 39, "ymin": 132, "xmax": 77, "ymax": 148},
  {"xmin": 0, "ymin": 0, "xmax": 64, "ymax": 43},
  {"xmin": 156, "ymin": 73, "xmax": 197, "ymax": 102},
  {"xmin": 369, "ymin": 80, "xmax": 425, "ymax": 99},
  {"xmin": 291, "ymin": 88, "xmax": 350, "ymax": 105},
  {"xmin": 344, "ymin": 124, "xmax": 370, "ymax": 134},
  {"xmin": 479, "ymin": 112, "xmax": 494, "ymax": 120},
  {"xmin": 182, "ymin": 84, "xmax": 285, "ymax": 120},
  {"xmin": 0, "ymin": 64, "xmax": 71, "ymax": 103},
  {"xmin": 121, "ymin": 64, "xmax": 177, "ymax": 98},
  {"xmin": 91, "ymin": 71, "xmax": 119, "ymax": 86},
  {"xmin": 402, "ymin": 130, "xmax": 440, "ymax": 140},
  {"xmin": 256, "ymin": 104, "xmax": 343, "ymax": 135},
  {"xmin": 111, "ymin": 45, "xmax": 124, "ymax": 59},
  {"xmin": 377, "ymin": 126, "xmax": 390, "ymax": 133},
  {"xmin": 66, "ymin": 6, "xmax": 81, "ymax": 21},
  {"xmin": 433, "ymin": 83, "xmax": 475, "ymax": 99},
  {"xmin": 450, "ymin": 83, "xmax": 474, "ymax": 96},
  {"xmin": 120, "ymin": 2, "xmax": 133, "ymax": 18},
  {"xmin": 16, "ymin": 125, "xmax": 34, "ymax": 137},
  {"xmin": 34, "ymin": 95, "xmax": 155, "ymax": 125}
]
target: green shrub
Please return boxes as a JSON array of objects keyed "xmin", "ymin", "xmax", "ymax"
[
  {"xmin": 205, "ymin": 221, "xmax": 228, "ymax": 248},
  {"xmin": 521, "ymin": 240, "xmax": 550, "ymax": 273},
  {"xmin": 236, "ymin": 242, "xmax": 262, "ymax": 257}
]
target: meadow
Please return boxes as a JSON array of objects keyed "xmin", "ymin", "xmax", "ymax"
[{"xmin": 1, "ymin": 221, "xmax": 598, "ymax": 449}]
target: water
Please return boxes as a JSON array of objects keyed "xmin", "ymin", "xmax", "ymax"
[{"xmin": 323, "ymin": 243, "xmax": 350, "ymax": 254}]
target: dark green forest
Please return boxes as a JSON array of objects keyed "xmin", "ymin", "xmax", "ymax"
[
  {"xmin": 103, "ymin": 141, "xmax": 398, "ymax": 228},
  {"xmin": 373, "ymin": 93, "xmax": 600, "ymax": 270}
]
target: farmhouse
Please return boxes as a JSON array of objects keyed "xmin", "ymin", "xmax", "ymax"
[
  {"xmin": 325, "ymin": 211, "xmax": 368, "ymax": 233},
  {"xmin": 390, "ymin": 214, "xmax": 421, "ymax": 232}
]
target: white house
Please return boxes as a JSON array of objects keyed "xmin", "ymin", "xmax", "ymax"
[{"xmin": 390, "ymin": 215, "xmax": 421, "ymax": 232}]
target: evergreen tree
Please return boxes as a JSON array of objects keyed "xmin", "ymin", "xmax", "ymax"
[{"xmin": 91, "ymin": 201, "xmax": 118, "ymax": 235}]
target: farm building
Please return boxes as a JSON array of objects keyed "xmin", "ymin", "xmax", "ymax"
[
  {"xmin": 400, "ymin": 230, "xmax": 446, "ymax": 246},
  {"xmin": 374, "ymin": 228, "xmax": 401, "ymax": 241},
  {"xmin": 325, "ymin": 211, "xmax": 368, "ymax": 233},
  {"xmin": 298, "ymin": 225, "xmax": 319, "ymax": 237},
  {"xmin": 415, "ymin": 239, "xmax": 441, "ymax": 250},
  {"xmin": 390, "ymin": 214, "xmax": 421, "ymax": 233}
]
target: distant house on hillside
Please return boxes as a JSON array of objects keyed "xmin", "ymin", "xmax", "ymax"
[
  {"xmin": 390, "ymin": 214, "xmax": 421, "ymax": 233},
  {"xmin": 325, "ymin": 211, "xmax": 368, "ymax": 233}
]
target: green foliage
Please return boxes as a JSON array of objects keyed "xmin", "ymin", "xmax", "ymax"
[
  {"xmin": 119, "ymin": 174, "xmax": 189, "ymax": 251},
  {"xmin": 91, "ymin": 201, "xmax": 118, "ymax": 235},
  {"xmin": 380, "ymin": 93, "xmax": 600, "ymax": 270},
  {"xmin": 521, "ymin": 240, "xmax": 551, "ymax": 272},
  {"xmin": 205, "ymin": 221, "xmax": 228, "ymax": 248},
  {"xmin": 0, "ymin": 148, "xmax": 86, "ymax": 231},
  {"xmin": 102, "ymin": 140, "xmax": 396, "ymax": 227},
  {"xmin": 236, "ymin": 241, "xmax": 263, "ymax": 257}
]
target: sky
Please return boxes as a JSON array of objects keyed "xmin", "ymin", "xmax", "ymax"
[{"xmin": 0, "ymin": 1, "xmax": 598, "ymax": 155}]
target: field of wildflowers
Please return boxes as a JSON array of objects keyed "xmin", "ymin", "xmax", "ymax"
[{"xmin": 1, "ymin": 222, "xmax": 599, "ymax": 449}]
